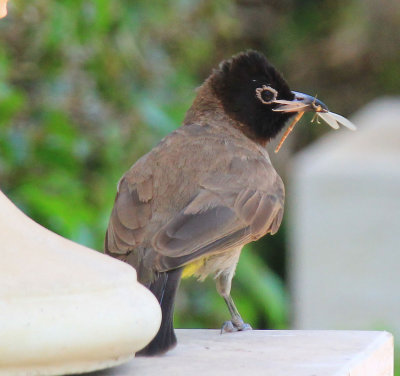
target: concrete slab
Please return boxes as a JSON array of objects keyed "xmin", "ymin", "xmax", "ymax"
[{"xmin": 83, "ymin": 329, "xmax": 393, "ymax": 376}]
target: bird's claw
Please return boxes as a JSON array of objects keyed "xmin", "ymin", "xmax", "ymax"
[{"xmin": 220, "ymin": 320, "xmax": 252, "ymax": 334}]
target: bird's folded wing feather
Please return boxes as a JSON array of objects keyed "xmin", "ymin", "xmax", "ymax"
[
  {"xmin": 106, "ymin": 176, "xmax": 283, "ymax": 271},
  {"xmin": 151, "ymin": 182, "xmax": 283, "ymax": 271},
  {"xmin": 105, "ymin": 175, "xmax": 153, "ymax": 256},
  {"xmin": 105, "ymin": 143, "xmax": 284, "ymax": 273}
]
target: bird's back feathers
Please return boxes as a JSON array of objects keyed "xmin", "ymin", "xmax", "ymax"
[{"xmin": 105, "ymin": 121, "xmax": 284, "ymax": 285}]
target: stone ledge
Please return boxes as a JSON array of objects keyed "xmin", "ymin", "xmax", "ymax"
[{"xmin": 83, "ymin": 329, "xmax": 393, "ymax": 376}]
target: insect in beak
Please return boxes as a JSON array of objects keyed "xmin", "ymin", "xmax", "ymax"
[
  {"xmin": 273, "ymin": 91, "xmax": 357, "ymax": 153},
  {"xmin": 273, "ymin": 91, "xmax": 329, "ymax": 114}
]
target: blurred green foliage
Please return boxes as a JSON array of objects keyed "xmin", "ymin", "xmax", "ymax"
[{"xmin": 1, "ymin": 0, "xmax": 399, "ymax": 330}]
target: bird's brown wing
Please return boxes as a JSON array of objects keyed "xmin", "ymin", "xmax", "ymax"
[
  {"xmin": 151, "ymin": 179, "xmax": 284, "ymax": 272},
  {"xmin": 105, "ymin": 138, "xmax": 284, "ymax": 279},
  {"xmin": 105, "ymin": 174, "xmax": 153, "ymax": 258}
]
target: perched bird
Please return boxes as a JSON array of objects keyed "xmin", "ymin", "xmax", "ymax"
[{"xmin": 105, "ymin": 50, "xmax": 354, "ymax": 356}]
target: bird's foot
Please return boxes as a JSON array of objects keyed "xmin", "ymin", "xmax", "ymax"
[{"xmin": 220, "ymin": 319, "xmax": 252, "ymax": 334}]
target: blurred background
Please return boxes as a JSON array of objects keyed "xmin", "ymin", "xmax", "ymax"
[{"xmin": 0, "ymin": 0, "xmax": 399, "ymax": 358}]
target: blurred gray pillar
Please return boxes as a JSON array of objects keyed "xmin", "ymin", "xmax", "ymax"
[{"xmin": 289, "ymin": 98, "xmax": 400, "ymax": 334}]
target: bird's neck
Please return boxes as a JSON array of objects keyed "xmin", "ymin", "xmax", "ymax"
[
  {"xmin": 183, "ymin": 84, "xmax": 229, "ymax": 126},
  {"xmin": 183, "ymin": 83, "xmax": 269, "ymax": 147}
]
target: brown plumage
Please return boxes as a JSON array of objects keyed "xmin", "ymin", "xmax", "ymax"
[{"xmin": 105, "ymin": 50, "xmax": 327, "ymax": 356}]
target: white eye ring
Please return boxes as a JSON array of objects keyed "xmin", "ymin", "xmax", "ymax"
[{"xmin": 255, "ymin": 85, "xmax": 278, "ymax": 104}]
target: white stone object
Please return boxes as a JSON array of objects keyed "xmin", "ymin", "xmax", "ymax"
[
  {"xmin": 289, "ymin": 98, "xmax": 400, "ymax": 335},
  {"xmin": 93, "ymin": 329, "xmax": 393, "ymax": 376},
  {"xmin": 0, "ymin": 190, "xmax": 161, "ymax": 376}
]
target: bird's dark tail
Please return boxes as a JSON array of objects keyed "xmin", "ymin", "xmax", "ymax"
[{"xmin": 136, "ymin": 267, "xmax": 182, "ymax": 356}]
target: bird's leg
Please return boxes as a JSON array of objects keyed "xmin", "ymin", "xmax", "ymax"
[
  {"xmin": 221, "ymin": 294, "xmax": 252, "ymax": 333},
  {"xmin": 216, "ymin": 271, "xmax": 252, "ymax": 334}
]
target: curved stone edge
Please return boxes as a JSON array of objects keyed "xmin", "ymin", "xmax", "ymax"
[
  {"xmin": 0, "ymin": 280, "xmax": 161, "ymax": 375},
  {"xmin": 0, "ymin": 190, "xmax": 161, "ymax": 375}
]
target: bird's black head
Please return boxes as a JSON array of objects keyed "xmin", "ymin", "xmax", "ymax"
[{"xmin": 210, "ymin": 50, "xmax": 327, "ymax": 143}]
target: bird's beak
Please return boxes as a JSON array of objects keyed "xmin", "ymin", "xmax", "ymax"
[{"xmin": 273, "ymin": 91, "xmax": 329, "ymax": 114}]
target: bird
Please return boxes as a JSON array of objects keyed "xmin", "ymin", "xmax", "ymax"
[{"xmin": 105, "ymin": 50, "xmax": 332, "ymax": 356}]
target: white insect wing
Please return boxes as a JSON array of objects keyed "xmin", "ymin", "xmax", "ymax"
[
  {"xmin": 317, "ymin": 112, "xmax": 340, "ymax": 129},
  {"xmin": 327, "ymin": 111, "xmax": 357, "ymax": 131}
]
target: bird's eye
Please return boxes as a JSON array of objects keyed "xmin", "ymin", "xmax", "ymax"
[{"xmin": 255, "ymin": 85, "xmax": 278, "ymax": 105}]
